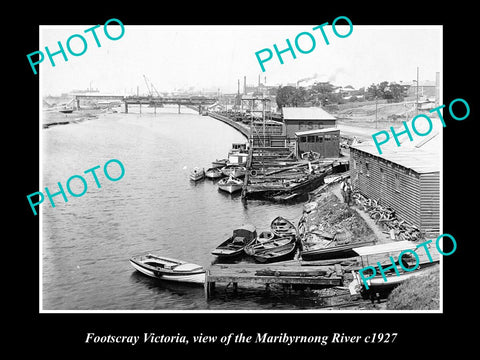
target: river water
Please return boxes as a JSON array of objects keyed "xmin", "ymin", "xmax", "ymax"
[{"xmin": 41, "ymin": 106, "xmax": 309, "ymax": 311}]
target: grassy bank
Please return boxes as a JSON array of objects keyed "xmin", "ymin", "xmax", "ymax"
[{"xmin": 386, "ymin": 265, "xmax": 440, "ymax": 310}]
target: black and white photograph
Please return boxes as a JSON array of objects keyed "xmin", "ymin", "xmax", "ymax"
[
  {"xmin": 16, "ymin": 5, "xmax": 476, "ymax": 355},
  {"xmin": 37, "ymin": 24, "xmax": 444, "ymax": 312}
]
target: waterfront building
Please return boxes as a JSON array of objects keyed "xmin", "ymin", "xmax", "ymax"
[
  {"xmin": 295, "ymin": 128, "xmax": 340, "ymax": 158},
  {"xmin": 349, "ymin": 130, "xmax": 440, "ymax": 237},
  {"xmin": 282, "ymin": 107, "xmax": 337, "ymax": 140}
]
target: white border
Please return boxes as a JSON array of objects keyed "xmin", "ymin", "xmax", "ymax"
[{"xmin": 39, "ymin": 24, "xmax": 444, "ymax": 314}]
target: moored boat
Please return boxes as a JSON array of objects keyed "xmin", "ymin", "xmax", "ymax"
[
  {"xmin": 212, "ymin": 158, "xmax": 228, "ymax": 168},
  {"xmin": 221, "ymin": 164, "xmax": 246, "ymax": 178},
  {"xmin": 252, "ymin": 241, "xmax": 297, "ymax": 263},
  {"xmin": 218, "ymin": 176, "xmax": 243, "ymax": 193},
  {"xmin": 190, "ymin": 167, "xmax": 205, "ymax": 181},
  {"xmin": 244, "ymin": 230, "xmax": 276, "ymax": 255},
  {"xmin": 129, "ymin": 254, "xmax": 205, "ymax": 284},
  {"xmin": 271, "ymin": 216, "xmax": 297, "ymax": 237},
  {"xmin": 211, "ymin": 224, "xmax": 257, "ymax": 259},
  {"xmin": 205, "ymin": 167, "xmax": 224, "ymax": 179},
  {"xmin": 352, "ymin": 262, "xmax": 439, "ymax": 292},
  {"xmin": 245, "ymin": 234, "xmax": 296, "ymax": 257}
]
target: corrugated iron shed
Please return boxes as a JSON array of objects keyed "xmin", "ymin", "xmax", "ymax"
[
  {"xmin": 282, "ymin": 107, "xmax": 337, "ymax": 120},
  {"xmin": 295, "ymin": 128, "xmax": 340, "ymax": 136}
]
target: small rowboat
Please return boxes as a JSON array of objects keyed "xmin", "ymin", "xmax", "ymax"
[
  {"xmin": 218, "ymin": 176, "xmax": 243, "ymax": 193},
  {"xmin": 245, "ymin": 234, "xmax": 295, "ymax": 257},
  {"xmin": 212, "ymin": 159, "xmax": 228, "ymax": 168},
  {"xmin": 190, "ymin": 167, "xmax": 205, "ymax": 181},
  {"xmin": 252, "ymin": 242, "xmax": 297, "ymax": 263},
  {"xmin": 271, "ymin": 216, "xmax": 297, "ymax": 237},
  {"xmin": 212, "ymin": 224, "xmax": 257, "ymax": 259},
  {"xmin": 129, "ymin": 254, "xmax": 205, "ymax": 284},
  {"xmin": 244, "ymin": 230, "xmax": 276, "ymax": 255},
  {"xmin": 205, "ymin": 167, "xmax": 224, "ymax": 179},
  {"xmin": 221, "ymin": 165, "xmax": 246, "ymax": 178}
]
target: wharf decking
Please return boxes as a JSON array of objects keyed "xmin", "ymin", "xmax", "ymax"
[
  {"xmin": 206, "ymin": 111, "xmax": 250, "ymax": 138},
  {"xmin": 204, "ymin": 260, "xmax": 344, "ymax": 299}
]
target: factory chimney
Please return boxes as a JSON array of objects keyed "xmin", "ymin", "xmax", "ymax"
[{"xmin": 244, "ymin": 76, "xmax": 247, "ymax": 95}]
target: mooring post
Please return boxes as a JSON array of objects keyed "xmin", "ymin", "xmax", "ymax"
[{"xmin": 204, "ymin": 270, "xmax": 209, "ymax": 301}]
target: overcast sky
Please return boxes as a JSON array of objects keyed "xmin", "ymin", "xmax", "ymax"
[{"xmin": 39, "ymin": 25, "xmax": 442, "ymax": 96}]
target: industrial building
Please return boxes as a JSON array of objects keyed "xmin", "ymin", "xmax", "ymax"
[
  {"xmin": 282, "ymin": 107, "xmax": 337, "ymax": 140},
  {"xmin": 349, "ymin": 126, "xmax": 441, "ymax": 237},
  {"xmin": 295, "ymin": 128, "xmax": 340, "ymax": 158}
]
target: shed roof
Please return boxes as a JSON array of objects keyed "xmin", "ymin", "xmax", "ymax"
[
  {"xmin": 282, "ymin": 107, "xmax": 336, "ymax": 121},
  {"xmin": 295, "ymin": 128, "xmax": 340, "ymax": 136},
  {"xmin": 350, "ymin": 118, "xmax": 442, "ymax": 174},
  {"xmin": 351, "ymin": 138, "xmax": 440, "ymax": 173}
]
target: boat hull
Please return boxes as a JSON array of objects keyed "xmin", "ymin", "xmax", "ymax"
[
  {"xmin": 253, "ymin": 243, "xmax": 297, "ymax": 263},
  {"xmin": 212, "ymin": 225, "xmax": 257, "ymax": 259},
  {"xmin": 205, "ymin": 168, "xmax": 223, "ymax": 179},
  {"xmin": 301, "ymin": 241, "xmax": 375, "ymax": 261},
  {"xmin": 218, "ymin": 184, "xmax": 242, "ymax": 193},
  {"xmin": 221, "ymin": 166, "xmax": 246, "ymax": 178},
  {"xmin": 129, "ymin": 257, "xmax": 205, "ymax": 284}
]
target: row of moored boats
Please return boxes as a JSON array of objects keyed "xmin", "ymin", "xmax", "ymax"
[
  {"xmin": 129, "ymin": 216, "xmax": 298, "ymax": 285},
  {"xmin": 189, "ymin": 142, "xmax": 249, "ymax": 194}
]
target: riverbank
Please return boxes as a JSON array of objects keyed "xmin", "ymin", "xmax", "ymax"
[{"xmin": 42, "ymin": 108, "xmax": 107, "ymax": 129}]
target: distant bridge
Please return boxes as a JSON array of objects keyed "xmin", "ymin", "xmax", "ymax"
[
  {"xmin": 123, "ymin": 96, "xmax": 217, "ymax": 113},
  {"xmin": 72, "ymin": 93, "xmax": 218, "ymax": 113}
]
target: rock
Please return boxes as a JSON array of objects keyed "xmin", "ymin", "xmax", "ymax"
[{"xmin": 304, "ymin": 202, "xmax": 318, "ymax": 213}]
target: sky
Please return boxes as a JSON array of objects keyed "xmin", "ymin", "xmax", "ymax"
[{"xmin": 38, "ymin": 24, "xmax": 442, "ymax": 96}]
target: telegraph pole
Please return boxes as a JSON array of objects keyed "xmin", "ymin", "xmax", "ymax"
[{"xmin": 416, "ymin": 66, "xmax": 419, "ymax": 116}]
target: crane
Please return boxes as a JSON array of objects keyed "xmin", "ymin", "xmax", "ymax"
[
  {"xmin": 143, "ymin": 74, "xmax": 162, "ymax": 98},
  {"xmin": 143, "ymin": 74, "xmax": 153, "ymax": 97}
]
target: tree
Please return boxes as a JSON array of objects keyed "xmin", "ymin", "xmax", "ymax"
[
  {"xmin": 308, "ymin": 81, "xmax": 336, "ymax": 106},
  {"xmin": 366, "ymin": 81, "xmax": 404, "ymax": 102},
  {"xmin": 275, "ymin": 85, "xmax": 309, "ymax": 108}
]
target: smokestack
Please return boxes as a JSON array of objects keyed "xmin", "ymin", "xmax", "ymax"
[
  {"xmin": 258, "ymin": 74, "xmax": 260, "ymax": 86},
  {"xmin": 435, "ymin": 71, "xmax": 440, "ymax": 107},
  {"xmin": 237, "ymin": 79, "xmax": 240, "ymax": 95},
  {"xmin": 244, "ymin": 76, "xmax": 247, "ymax": 95}
]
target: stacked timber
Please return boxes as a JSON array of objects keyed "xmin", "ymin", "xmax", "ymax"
[
  {"xmin": 244, "ymin": 154, "xmax": 343, "ymax": 201},
  {"xmin": 352, "ymin": 191, "xmax": 422, "ymax": 241}
]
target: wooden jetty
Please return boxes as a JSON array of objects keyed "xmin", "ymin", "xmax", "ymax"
[{"xmin": 204, "ymin": 260, "xmax": 344, "ymax": 300}]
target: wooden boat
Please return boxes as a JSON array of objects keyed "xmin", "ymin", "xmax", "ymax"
[
  {"xmin": 189, "ymin": 167, "xmax": 205, "ymax": 181},
  {"xmin": 212, "ymin": 158, "xmax": 228, "ymax": 168},
  {"xmin": 244, "ymin": 230, "xmax": 276, "ymax": 255},
  {"xmin": 205, "ymin": 167, "xmax": 224, "ymax": 179},
  {"xmin": 129, "ymin": 254, "xmax": 205, "ymax": 284},
  {"xmin": 300, "ymin": 238, "xmax": 375, "ymax": 261},
  {"xmin": 270, "ymin": 216, "xmax": 297, "ymax": 237},
  {"xmin": 218, "ymin": 176, "xmax": 243, "ymax": 193},
  {"xmin": 221, "ymin": 165, "xmax": 246, "ymax": 178},
  {"xmin": 353, "ymin": 262, "xmax": 439, "ymax": 292},
  {"xmin": 211, "ymin": 224, "xmax": 257, "ymax": 259},
  {"xmin": 245, "ymin": 235, "xmax": 296, "ymax": 257},
  {"xmin": 253, "ymin": 242, "xmax": 297, "ymax": 263}
]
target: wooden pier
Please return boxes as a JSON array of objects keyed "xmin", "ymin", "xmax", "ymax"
[{"xmin": 204, "ymin": 260, "xmax": 344, "ymax": 300}]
